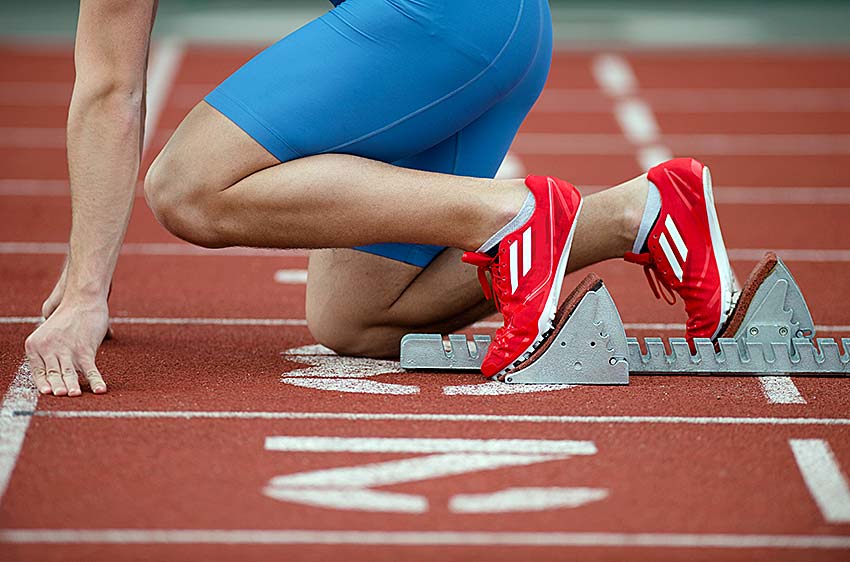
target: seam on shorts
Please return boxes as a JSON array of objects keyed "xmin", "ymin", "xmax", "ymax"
[
  {"xmin": 207, "ymin": 89, "xmax": 303, "ymax": 159},
  {"xmin": 323, "ymin": 0, "xmax": 527, "ymax": 153}
]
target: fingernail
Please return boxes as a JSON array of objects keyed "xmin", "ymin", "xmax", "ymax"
[
  {"xmin": 94, "ymin": 385, "xmax": 106, "ymax": 393},
  {"xmin": 40, "ymin": 386, "xmax": 51, "ymax": 394}
]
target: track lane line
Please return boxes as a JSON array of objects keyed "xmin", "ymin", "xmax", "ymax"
[
  {"xmin": 0, "ymin": 529, "xmax": 849, "ymax": 548},
  {"xmin": 21, "ymin": 410, "xmax": 850, "ymax": 425},
  {"xmin": 0, "ymin": 363, "xmax": 37, "ymax": 504},
  {"xmin": 759, "ymin": 377, "xmax": 807, "ymax": 405},
  {"xmin": 2, "ymin": 317, "xmax": 850, "ymax": 333},
  {"xmin": 790, "ymin": 439, "xmax": 850, "ymax": 523}
]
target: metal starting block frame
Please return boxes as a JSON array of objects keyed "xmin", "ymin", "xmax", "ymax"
[{"xmin": 400, "ymin": 256, "xmax": 850, "ymax": 384}]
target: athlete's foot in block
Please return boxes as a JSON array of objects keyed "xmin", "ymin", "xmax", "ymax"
[
  {"xmin": 625, "ymin": 157, "xmax": 739, "ymax": 340},
  {"xmin": 463, "ymin": 175, "xmax": 582, "ymax": 377}
]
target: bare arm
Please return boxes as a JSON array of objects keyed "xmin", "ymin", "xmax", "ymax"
[{"xmin": 25, "ymin": 0, "xmax": 158, "ymax": 397}]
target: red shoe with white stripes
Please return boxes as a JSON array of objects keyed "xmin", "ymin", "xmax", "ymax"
[
  {"xmin": 625, "ymin": 158, "xmax": 739, "ymax": 340},
  {"xmin": 462, "ymin": 176, "xmax": 583, "ymax": 377}
]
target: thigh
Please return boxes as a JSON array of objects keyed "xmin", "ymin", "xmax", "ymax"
[
  {"xmin": 204, "ymin": 0, "xmax": 547, "ymax": 164},
  {"xmin": 308, "ymin": 18, "xmax": 552, "ymax": 334}
]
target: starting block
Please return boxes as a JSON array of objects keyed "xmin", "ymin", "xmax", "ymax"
[{"xmin": 400, "ymin": 252, "xmax": 850, "ymax": 384}]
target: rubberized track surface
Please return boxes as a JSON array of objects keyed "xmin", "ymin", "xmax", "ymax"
[{"xmin": 1, "ymin": 44, "xmax": 849, "ymax": 561}]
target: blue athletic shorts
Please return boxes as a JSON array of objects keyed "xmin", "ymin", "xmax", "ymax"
[{"xmin": 205, "ymin": 0, "xmax": 552, "ymax": 267}]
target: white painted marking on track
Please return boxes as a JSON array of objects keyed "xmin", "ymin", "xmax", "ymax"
[
  {"xmin": 537, "ymin": 87, "xmax": 850, "ymax": 114},
  {"xmin": 27, "ymin": 410, "xmax": 850, "ymax": 426},
  {"xmin": 143, "ymin": 40, "xmax": 184, "ymax": 156},
  {"xmin": 0, "ymin": 362, "xmax": 37, "ymax": 503},
  {"xmin": 450, "ymin": 487, "xmax": 609, "ymax": 513},
  {"xmin": 592, "ymin": 54, "xmax": 671, "ymax": 170},
  {"xmin": 264, "ymin": 436, "xmax": 600, "ymax": 513},
  {"xmin": 592, "ymin": 54, "xmax": 637, "ymax": 97},
  {"xmin": 2, "ymin": 529, "xmax": 850, "ymax": 548},
  {"xmin": 2, "ymin": 317, "xmax": 849, "ymax": 334},
  {"xmin": 759, "ymin": 377, "xmax": 806, "ymax": 404},
  {"xmin": 280, "ymin": 345, "xmax": 573, "ymax": 396},
  {"xmin": 264, "ymin": 436, "xmax": 597, "ymax": 455},
  {"xmin": 513, "ymin": 133, "xmax": 850, "ymax": 156},
  {"xmin": 614, "ymin": 99, "xmax": 660, "ymax": 145},
  {"xmin": 790, "ymin": 439, "xmax": 850, "ymax": 523},
  {"xmin": 442, "ymin": 380, "xmax": 569, "ymax": 395},
  {"xmin": 273, "ymin": 269, "xmax": 308, "ymax": 284}
]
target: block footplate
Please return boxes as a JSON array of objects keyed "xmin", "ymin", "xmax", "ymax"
[{"xmin": 400, "ymin": 253, "xmax": 850, "ymax": 384}]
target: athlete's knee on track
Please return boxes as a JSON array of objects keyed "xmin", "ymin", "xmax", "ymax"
[
  {"xmin": 307, "ymin": 304, "xmax": 398, "ymax": 359},
  {"xmin": 144, "ymin": 148, "xmax": 226, "ymax": 248}
]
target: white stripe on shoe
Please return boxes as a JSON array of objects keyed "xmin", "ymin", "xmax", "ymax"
[
  {"xmin": 509, "ymin": 240, "xmax": 519, "ymax": 294},
  {"xmin": 659, "ymin": 232, "xmax": 684, "ymax": 282},
  {"xmin": 522, "ymin": 227, "xmax": 532, "ymax": 276},
  {"xmin": 664, "ymin": 215, "xmax": 688, "ymax": 262}
]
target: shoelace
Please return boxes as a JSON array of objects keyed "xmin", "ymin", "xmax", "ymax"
[
  {"xmin": 462, "ymin": 251, "xmax": 506, "ymax": 312},
  {"xmin": 624, "ymin": 251, "xmax": 677, "ymax": 306}
]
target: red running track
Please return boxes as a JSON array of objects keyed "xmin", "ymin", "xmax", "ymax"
[{"xmin": 0, "ymin": 45, "xmax": 849, "ymax": 562}]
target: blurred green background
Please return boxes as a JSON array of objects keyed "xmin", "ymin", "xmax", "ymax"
[{"xmin": 1, "ymin": 0, "xmax": 849, "ymax": 46}]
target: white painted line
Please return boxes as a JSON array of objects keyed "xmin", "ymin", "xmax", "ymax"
[
  {"xmin": 442, "ymin": 380, "xmax": 569, "ymax": 395},
  {"xmin": 0, "ymin": 127, "xmax": 64, "ymax": 148},
  {"xmin": 614, "ymin": 99, "xmax": 660, "ymax": 145},
  {"xmin": 537, "ymin": 87, "xmax": 850, "ymax": 114},
  {"xmin": 274, "ymin": 269, "xmax": 308, "ymax": 284},
  {"xmin": 513, "ymin": 133, "xmax": 850, "ymax": 156},
  {"xmin": 727, "ymin": 248, "xmax": 850, "ymax": 262},
  {"xmin": 3, "ymin": 317, "xmax": 850, "ymax": 334},
  {"xmin": 264, "ymin": 437, "xmax": 598, "ymax": 513},
  {"xmin": 450, "ymin": 487, "xmax": 608, "ymax": 513},
  {"xmin": 0, "ymin": 362, "xmax": 37, "ymax": 504},
  {"xmin": 592, "ymin": 54, "xmax": 637, "ymax": 97},
  {"xmin": 592, "ymin": 54, "xmax": 666, "ymax": 171},
  {"xmin": 711, "ymin": 187, "xmax": 850, "ymax": 205},
  {"xmin": 2, "ymin": 529, "xmax": 850, "ymax": 548},
  {"xmin": 759, "ymin": 377, "xmax": 806, "ymax": 404},
  {"xmin": 143, "ymin": 39, "xmax": 184, "ymax": 156},
  {"xmin": 265, "ymin": 436, "xmax": 596, "ymax": 455},
  {"xmin": 26, "ymin": 410, "xmax": 850, "ymax": 426},
  {"xmin": 0, "ymin": 317, "xmax": 308, "ymax": 327},
  {"xmin": 0, "ymin": 179, "xmax": 69, "ymax": 196},
  {"xmin": 637, "ymin": 145, "xmax": 673, "ymax": 171},
  {"xmin": 790, "ymin": 439, "xmax": 850, "ymax": 523},
  {"xmin": 0, "ymin": 241, "xmax": 306, "ymax": 257}
]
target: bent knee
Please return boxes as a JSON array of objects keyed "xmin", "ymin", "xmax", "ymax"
[
  {"xmin": 307, "ymin": 313, "xmax": 398, "ymax": 359},
  {"xmin": 144, "ymin": 149, "xmax": 225, "ymax": 248}
]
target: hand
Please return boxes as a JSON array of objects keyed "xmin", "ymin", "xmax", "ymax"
[
  {"xmin": 41, "ymin": 257, "xmax": 69, "ymax": 320},
  {"xmin": 25, "ymin": 299, "xmax": 110, "ymax": 397},
  {"xmin": 41, "ymin": 260, "xmax": 114, "ymax": 339}
]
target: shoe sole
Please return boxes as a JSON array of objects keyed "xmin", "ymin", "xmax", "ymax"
[
  {"xmin": 702, "ymin": 165, "xmax": 739, "ymax": 339},
  {"xmin": 496, "ymin": 196, "xmax": 584, "ymax": 377},
  {"xmin": 717, "ymin": 252, "xmax": 789, "ymax": 340},
  {"xmin": 496, "ymin": 273, "xmax": 603, "ymax": 381}
]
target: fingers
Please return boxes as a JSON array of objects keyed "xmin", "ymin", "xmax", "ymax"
[
  {"xmin": 42, "ymin": 354, "xmax": 67, "ymax": 396},
  {"xmin": 79, "ymin": 356, "xmax": 107, "ymax": 394},
  {"xmin": 25, "ymin": 344, "xmax": 51, "ymax": 395},
  {"xmin": 59, "ymin": 355, "xmax": 81, "ymax": 397}
]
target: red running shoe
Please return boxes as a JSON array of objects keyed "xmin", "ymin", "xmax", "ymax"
[
  {"xmin": 625, "ymin": 158, "xmax": 739, "ymax": 340},
  {"xmin": 463, "ymin": 176, "xmax": 582, "ymax": 377}
]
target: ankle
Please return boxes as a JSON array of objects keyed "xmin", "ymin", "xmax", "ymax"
[
  {"xmin": 467, "ymin": 179, "xmax": 529, "ymax": 251},
  {"xmin": 621, "ymin": 177, "xmax": 650, "ymax": 254}
]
